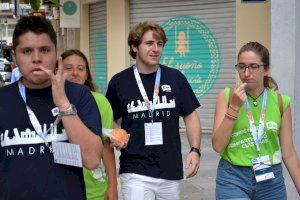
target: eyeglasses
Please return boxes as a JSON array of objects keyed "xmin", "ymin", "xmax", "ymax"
[{"xmin": 235, "ymin": 63, "xmax": 266, "ymax": 73}]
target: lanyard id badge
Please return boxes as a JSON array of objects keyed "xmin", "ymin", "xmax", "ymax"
[
  {"xmin": 245, "ymin": 89, "xmax": 275, "ymax": 182},
  {"xmin": 18, "ymin": 81, "xmax": 82, "ymax": 167},
  {"xmin": 244, "ymin": 89, "xmax": 267, "ymax": 153},
  {"xmin": 18, "ymin": 81, "xmax": 61, "ymax": 152},
  {"xmin": 133, "ymin": 65, "xmax": 161, "ymax": 122},
  {"xmin": 133, "ymin": 66, "xmax": 164, "ymax": 146},
  {"xmin": 252, "ymin": 155, "xmax": 274, "ymax": 182},
  {"xmin": 52, "ymin": 141, "xmax": 83, "ymax": 167}
]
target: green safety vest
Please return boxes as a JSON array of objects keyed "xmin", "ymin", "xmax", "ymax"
[{"xmin": 220, "ymin": 88, "xmax": 290, "ymax": 166}]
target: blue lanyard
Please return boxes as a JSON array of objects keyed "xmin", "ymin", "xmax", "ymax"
[
  {"xmin": 19, "ymin": 83, "xmax": 26, "ymax": 102},
  {"xmin": 133, "ymin": 65, "xmax": 161, "ymax": 122},
  {"xmin": 244, "ymin": 89, "xmax": 267, "ymax": 153},
  {"xmin": 18, "ymin": 81, "xmax": 59, "ymax": 151}
]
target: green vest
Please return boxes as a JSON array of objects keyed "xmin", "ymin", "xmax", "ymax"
[
  {"xmin": 84, "ymin": 92, "xmax": 114, "ymax": 200},
  {"xmin": 220, "ymin": 88, "xmax": 290, "ymax": 166}
]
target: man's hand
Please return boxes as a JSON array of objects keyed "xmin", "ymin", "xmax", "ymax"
[
  {"xmin": 104, "ymin": 185, "xmax": 118, "ymax": 200},
  {"xmin": 39, "ymin": 57, "xmax": 70, "ymax": 110},
  {"xmin": 185, "ymin": 151, "xmax": 200, "ymax": 178}
]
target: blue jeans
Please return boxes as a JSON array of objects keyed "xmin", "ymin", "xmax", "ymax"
[{"xmin": 216, "ymin": 158, "xmax": 287, "ymax": 200}]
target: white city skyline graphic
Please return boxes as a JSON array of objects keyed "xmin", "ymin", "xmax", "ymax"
[
  {"xmin": 1, "ymin": 123, "xmax": 68, "ymax": 147},
  {"xmin": 127, "ymin": 95, "xmax": 176, "ymax": 113}
]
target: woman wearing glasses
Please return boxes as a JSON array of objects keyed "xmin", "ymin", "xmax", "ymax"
[
  {"xmin": 212, "ymin": 42, "xmax": 300, "ymax": 199},
  {"xmin": 61, "ymin": 49, "xmax": 118, "ymax": 200}
]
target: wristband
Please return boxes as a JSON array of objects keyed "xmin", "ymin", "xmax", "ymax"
[
  {"xmin": 225, "ymin": 112, "xmax": 237, "ymax": 120},
  {"xmin": 189, "ymin": 147, "xmax": 201, "ymax": 157},
  {"xmin": 229, "ymin": 105, "xmax": 239, "ymax": 113}
]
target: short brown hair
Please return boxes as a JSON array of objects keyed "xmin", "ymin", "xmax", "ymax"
[{"xmin": 128, "ymin": 21, "xmax": 168, "ymax": 59}]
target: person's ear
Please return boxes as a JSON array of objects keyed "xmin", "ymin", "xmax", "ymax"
[{"xmin": 12, "ymin": 50, "xmax": 17, "ymax": 66}]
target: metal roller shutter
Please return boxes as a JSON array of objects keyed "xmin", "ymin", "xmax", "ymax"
[
  {"xmin": 89, "ymin": 0, "xmax": 107, "ymax": 93},
  {"xmin": 130, "ymin": 0, "xmax": 236, "ymax": 132}
]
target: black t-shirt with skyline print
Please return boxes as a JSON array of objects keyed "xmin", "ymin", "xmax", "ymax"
[
  {"xmin": 0, "ymin": 81, "xmax": 101, "ymax": 200},
  {"xmin": 106, "ymin": 64, "xmax": 200, "ymax": 180}
]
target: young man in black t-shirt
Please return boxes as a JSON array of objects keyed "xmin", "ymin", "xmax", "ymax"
[
  {"xmin": 0, "ymin": 16, "xmax": 102, "ymax": 199},
  {"xmin": 106, "ymin": 21, "xmax": 202, "ymax": 200}
]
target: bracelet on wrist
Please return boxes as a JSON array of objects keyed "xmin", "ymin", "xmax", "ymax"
[
  {"xmin": 229, "ymin": 105, "xmax": 239, "ymax": 113},
  {"xmin": 225, "ymin": 112, "xmax": 237, "ymax": 120},
  {"xmin": 189, "ymin": 147, "xmax": 201, "ymax": 157}
]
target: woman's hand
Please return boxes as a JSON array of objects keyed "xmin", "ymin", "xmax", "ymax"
[
  {"xmin": 110, "ymin": 134, "xmax": 130, "ymax": 150},
  {"xmin": 104, "ymin": 185, "xmax": 118, "ymax": 200},
  {"xmin": 229, "ymin": 83, "xmax": 247, "ymax": 112}
]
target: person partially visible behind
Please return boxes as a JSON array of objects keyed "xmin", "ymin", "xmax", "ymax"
[
  {"xmin": 0, "ymin": 16, "xmax": 103, "ymax": 200},
  {"xmin": 106, "ymin": 21, "xmax": 202, "ymax": 200},
  {"xmin": 10, "ymin": 67, "xmax": 22, "ymax": 83},
  {"xmin": 10, "ymin": 54, "xmax": 22, "ymax": 83},
  {"xmin": 212, "ymin": 41, "xmax": 300, "ymax": 199},
  {"xmin": 61, "ymin": 49, "xmax": 118, "ymax": 200}
]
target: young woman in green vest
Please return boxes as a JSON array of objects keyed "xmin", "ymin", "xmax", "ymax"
[
  {"xmin": 212, "ymin": 42, "xmax": 300, "ymax": 199},
  {"xmin": 61, "ymin": 49, "xmax": 118, "ymax": 200}
]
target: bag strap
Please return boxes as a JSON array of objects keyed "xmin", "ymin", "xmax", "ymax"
[
  {"xmin": 228, "ymin": 88, "xmax": 234, "ymax": 107},
  {"xmin": 277, "ymin": 92, "xmax": 283, "ymax": 118}
]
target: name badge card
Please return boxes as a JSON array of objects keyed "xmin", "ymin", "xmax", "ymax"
[
  {"xmin": 144, "ymin": 122, "xmax": 163, "ymax": 146},
  {"xmin": 252, "ymin": 155, "xmax": 275, "ymax": 182},
  {"xmin": 52, "ymin": 141, "xmax": 83, "ymax": 167}
]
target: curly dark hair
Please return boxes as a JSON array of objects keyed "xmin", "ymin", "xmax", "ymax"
[{"xmin": 13, "ymin": 16, "xmax": 57, "ymax": 51}]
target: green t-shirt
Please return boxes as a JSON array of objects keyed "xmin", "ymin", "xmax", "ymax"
[
  {"xmin": 220, "ymin": 88, "xmax": 290, "ymax": 166},
  {"xmin": 83, "ymin": 92, "xmax": 113, "ymax": 200}
]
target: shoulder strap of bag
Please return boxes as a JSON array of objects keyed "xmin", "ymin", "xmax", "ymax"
[
  {"xmin": 277, "ymin": 92, "xmax": 283, "ymax": 118},
  {"xmin": 228, "ymin": 88, "xmax": 234, "ymax": 107}
]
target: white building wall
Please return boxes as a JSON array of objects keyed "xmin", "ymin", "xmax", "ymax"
[
  {"xmin": 271, "ymin": 0, "xmax": 299, "ymax": 198},
  {"xmin": 295, "ymin": 0, "xmax": 300, "ymax": 156}
]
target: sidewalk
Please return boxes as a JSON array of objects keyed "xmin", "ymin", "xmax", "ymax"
[
  {"xmin": 115, "ymin": 133, "xmax": 298, "ymax": 200},
  {"xmin": 180, "ymin": 132, "xmax": 218, "ymax": 199}
]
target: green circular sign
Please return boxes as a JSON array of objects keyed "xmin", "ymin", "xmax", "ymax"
[
  {"xmin": 63, "ymin": 1, "xmax": 77, "ymax": 16},
  {"xmin": 161, "ymin": 16, "xmax": 220, "ymax": 98}
]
